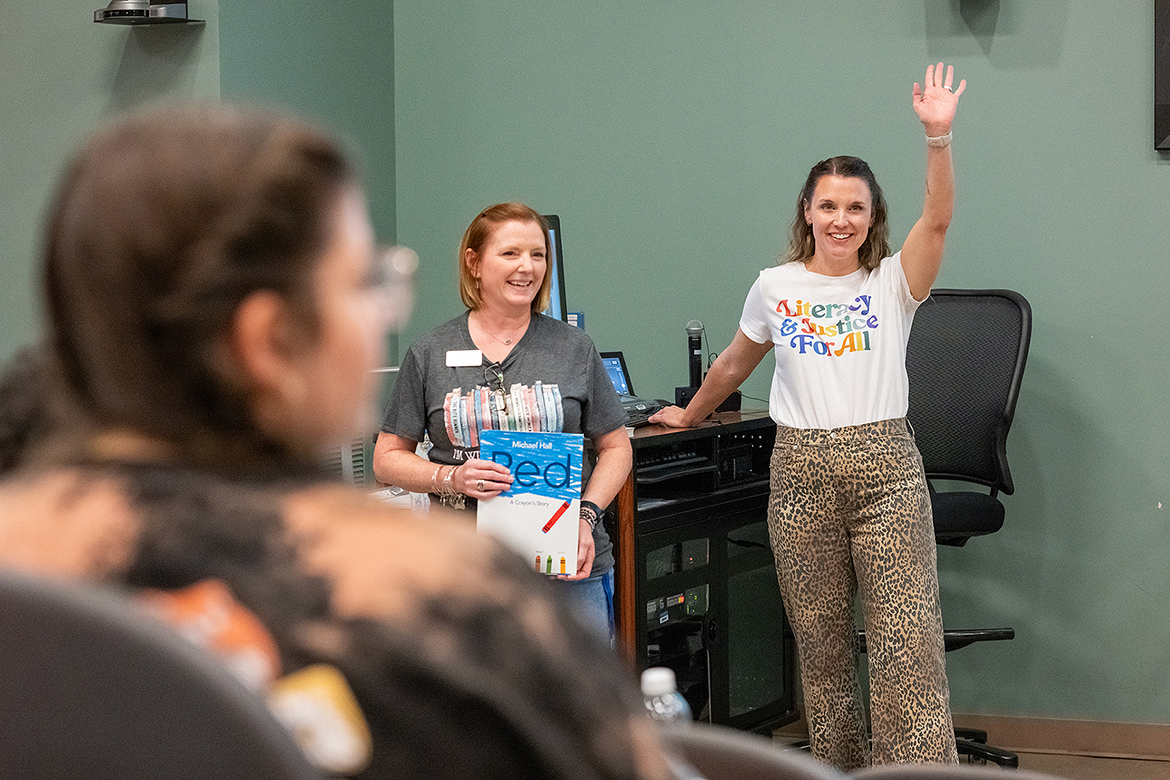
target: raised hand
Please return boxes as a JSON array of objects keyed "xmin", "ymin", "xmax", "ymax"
[{"xmin": 912, "ymin": 62, "xmax": 966, "ymax": 137}]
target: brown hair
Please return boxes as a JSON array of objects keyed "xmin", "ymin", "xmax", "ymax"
[
  {"xmin": 0, "ymin": 345, "xmax": 53, "ymax": 473},
  {"xmin": 782, "ymin": 155, "xmax": 891, "ymax": 271},
  {"xmin": 42, "ymin": 104, "xmax": 357, "ymax": 467},
  {"xmin": 457, "ymin": 202, "xmax": 552, "ymax": 314}
]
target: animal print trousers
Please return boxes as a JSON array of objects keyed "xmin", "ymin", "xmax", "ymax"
[{"xmin": 767, "ymin": 417, "xmax": 958, "ymax": 770}]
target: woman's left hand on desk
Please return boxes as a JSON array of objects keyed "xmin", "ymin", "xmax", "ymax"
[{"xmin": 648, "ymin": 404, "xmax": 690, "ymax": 429}]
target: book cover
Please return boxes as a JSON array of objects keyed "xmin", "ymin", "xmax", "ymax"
[{"xmin": 476, "ymin": 430, "xmax": 583, "ymax": 576}]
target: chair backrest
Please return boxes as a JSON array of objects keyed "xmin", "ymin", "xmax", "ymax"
[
  {"xmin": 660, "ymin": 722, "xmax": 846, "ymax": 780},
  {"xmin": 0, "ymin": 569, "xmax": 323, "ymax": 780},
  {"xmin": 906, "ymin": 289, "xmax": 1031, "ymax": 495}
]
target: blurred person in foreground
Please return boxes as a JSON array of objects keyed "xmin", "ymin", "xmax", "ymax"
[{"xmin": 0, "ymin": 104, "xmax": 676, "ymax": 780}]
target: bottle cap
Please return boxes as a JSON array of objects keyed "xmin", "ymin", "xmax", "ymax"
[{"xmin": 640, "ymin": 666, "xmax": 677, "ymax": 697}]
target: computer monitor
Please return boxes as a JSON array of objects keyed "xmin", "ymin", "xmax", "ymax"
[
  {"xmin": 599, "ymin": 351, "xmax": 635, "ymax": 397},
  {"xmin": 542, "ymin": 214, "xmax": 567, "ymax": 321}
]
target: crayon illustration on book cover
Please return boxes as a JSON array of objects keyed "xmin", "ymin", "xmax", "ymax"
[{"xmin": 476, "ymin": 430, "xmax": 583, "ymax": 576}]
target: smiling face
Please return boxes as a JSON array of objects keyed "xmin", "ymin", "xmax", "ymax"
[
  {"xmin": 465, "ymin": 219, "xmax": 547, "ymax": 316},
  {"xmin": 803, "ymin": 175, "xmax": 874, "ymax": 269}
]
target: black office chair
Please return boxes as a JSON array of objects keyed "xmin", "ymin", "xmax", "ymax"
[
  {"xmin": 907, "ymin": 289, "xmax": 1031, "ymax": 550},
  {"xmin": 661, "ymin": 722, "xmax": 847, "ymax": 780},
  {"xmin": 881, "ymin": 288, "xmax": 1032, "ymax": 766},
  {"xmin": 0, "ymin": 569, "xmax": 323, "ymax": 780}
]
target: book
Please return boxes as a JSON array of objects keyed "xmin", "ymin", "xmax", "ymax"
[{"xmin": 476, "ymin": 430, "xmax": 583, "ymax": 576}]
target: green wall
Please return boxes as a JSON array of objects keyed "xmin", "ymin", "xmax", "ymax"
[
  {"xmin": 3, "ymin": 0, "xmax": 1169, "ymax": 728},
  {"xmin": 393, "ymin": 1, "xmax": 1170, "ymax": 722},
  {"xmin": 0, "ymin": 0, "xmax": 396, "ymax": 364},
  {"xmin": 0, "ymin": 0, "xmax": 220, "ymax": 362},
  {"xmin": 219, "ymin": 0, "xmax": 396, "ymax": 245},
  {"xmin": 218, "ymin": 0, "xmax": 398, "ymax": 374}
]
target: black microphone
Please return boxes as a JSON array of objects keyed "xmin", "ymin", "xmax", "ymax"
[{"xmin": 686, "ymin": 320, "xmax": 704, "ymax": 388}]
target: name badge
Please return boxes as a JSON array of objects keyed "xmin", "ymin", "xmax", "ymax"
[{"xmin": 446, "ymin": 349, "xmax": 482, "ymax": 367}]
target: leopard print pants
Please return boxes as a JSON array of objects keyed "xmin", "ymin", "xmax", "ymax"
[{"xmin": 768, "ymin": 417, "xmax": 958, "ymax": 770}]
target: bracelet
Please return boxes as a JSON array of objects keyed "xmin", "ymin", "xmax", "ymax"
[
  {"xmin": 433, "ymin": 465, "xmax": 466, "ymax": 510},
  {"xmin": 429, "ymin": 464, "xmax": 442, "ymax": 493},
  {"xmin": 926, "ymin": 130, "xmax": 952, "ymax": 148},
  {"xmin": 579, "ymin": 500, "xmax": 604, "ymax": 530},
  {"xmin": 441, "ymin": 465, "xmax": 458, "ymax": 497}
]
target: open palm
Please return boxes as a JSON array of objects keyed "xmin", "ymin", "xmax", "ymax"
[{"xmin": 913, "ymin": 62, "xmax": 965, "ymax": 135}]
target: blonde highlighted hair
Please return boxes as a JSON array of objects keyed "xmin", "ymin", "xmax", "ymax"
[{"xmin": 458, "ymin": 202, "xmax": 552, "ymax": 314}]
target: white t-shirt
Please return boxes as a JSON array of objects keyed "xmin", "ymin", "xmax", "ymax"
[{"xmin": 738, "ymin": 252, "xmax": 922, "ymax": 430}]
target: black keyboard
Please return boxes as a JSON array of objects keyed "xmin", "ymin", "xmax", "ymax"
[
  {"xmin": 625, "ymin": 410, "xmax": 655, "ymax": 428},
  {"xmin": 622, "ymin": 398, "xmax": 662, "ymax": 428}
]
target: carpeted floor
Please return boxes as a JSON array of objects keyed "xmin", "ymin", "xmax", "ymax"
[
  {"xmin": 771, "ymin": 731, "xmax": 1170, "ymax": 778},
  {"xmin": 1016, "ymin": 752, "xmax": 1170, "ymax": 780}
]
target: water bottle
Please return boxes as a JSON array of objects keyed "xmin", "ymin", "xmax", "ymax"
[{"xmin": 641, "ymin": 667, "xmax": 693, "ymax": 723}]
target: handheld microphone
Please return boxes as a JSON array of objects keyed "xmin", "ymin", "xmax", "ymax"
[{"xmin": 685, "ymin": 320, "xmax": 704, "ymax": 389}]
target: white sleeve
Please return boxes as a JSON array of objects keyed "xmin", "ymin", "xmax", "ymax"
[
  {"xmin": 889, "ymin": 251, "xmax": 925, "ymax": 309},
  {"xmin": 738, "ymin": 275, "xmax": 772, "ymax": 344}
]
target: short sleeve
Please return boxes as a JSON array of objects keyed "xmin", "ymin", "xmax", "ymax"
[
  {"xmin": 888, "ymin": 252, "xmax": 923, "ymax": 310},
  {"xmin": 738, "ymin": 275, "xmax": 772, "ymax": 344},
  {"xmin": 379, "ymin": 346, "xmax": 427, "ymax": 442}
]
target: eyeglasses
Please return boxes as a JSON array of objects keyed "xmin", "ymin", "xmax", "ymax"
[
  {"xmin": 483, "ymin": 363, "xmax": 511, "ymax": 416},
  {"xmin": 368, "ymin": 245, "xmax": 418, "ymax": 333}
]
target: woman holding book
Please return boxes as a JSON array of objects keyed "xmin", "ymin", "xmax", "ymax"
[
  {"xmin": 374, "ymin": 202, "xmax": 632, "ymax": 642},
  {"xmin": 650, "ymin": 64, "xmax": 967, "ymax": 768}
]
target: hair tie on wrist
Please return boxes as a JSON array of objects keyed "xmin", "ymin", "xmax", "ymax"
[
  {"xmin": 926, "ymin": 131, "xmax": 952, "ymax": 148},
  {"xmin": 580, "ymin": 500, "xmax": 604, "ymax": 530}
]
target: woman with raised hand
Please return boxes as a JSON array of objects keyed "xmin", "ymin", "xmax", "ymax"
[
  {"xmin": 374, "ymin": 202, "xmax": 632, "ymax": 643},
  {"xmin": 0, "ymin": 105, "xmax": 671, "ymax": 780},
  {"xmin": 651, "ymin": 63, "xmax": 967, "ymax": 769}
]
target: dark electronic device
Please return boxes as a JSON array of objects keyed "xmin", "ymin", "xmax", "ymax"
[
  {"xmin": 686, "ymin": 320, "xmax": 704, "ymax": 388},
  {"xmin": 715, "ymin": 390, "xmax": 742, "ymax": 413},
  {"xmin": 630, "ymin": 415, "xmax": 796, "ymax": 731},
  {"xmin": 675, "ymin": 319, "xmax": 741, "ymax": 412},
  {"xmin": 676, "ymin": 385, "xmax": 741, "ymax": 412},
  {"xmin": 540, "ymin": 214, "xmax": 568, "ymax": 322},
  {"xmin": 94, "ymin": 0, "xmax": 197, "ymax": 24},
  {"xmin": 1158, "ymin": 0, "xmax": 1170, "ymax": 149},
  {"xmin": 600, "ymin": 351, "xmax": 662, "ymax": 427},
  {"xmin": 676, "ymin": 320, "xmax": 704, "ymax": 407}
]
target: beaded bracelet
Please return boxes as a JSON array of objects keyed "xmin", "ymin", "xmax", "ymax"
[{"xmin": 579, "ymin": 500, "xmax": 604, "ymax": 530}]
